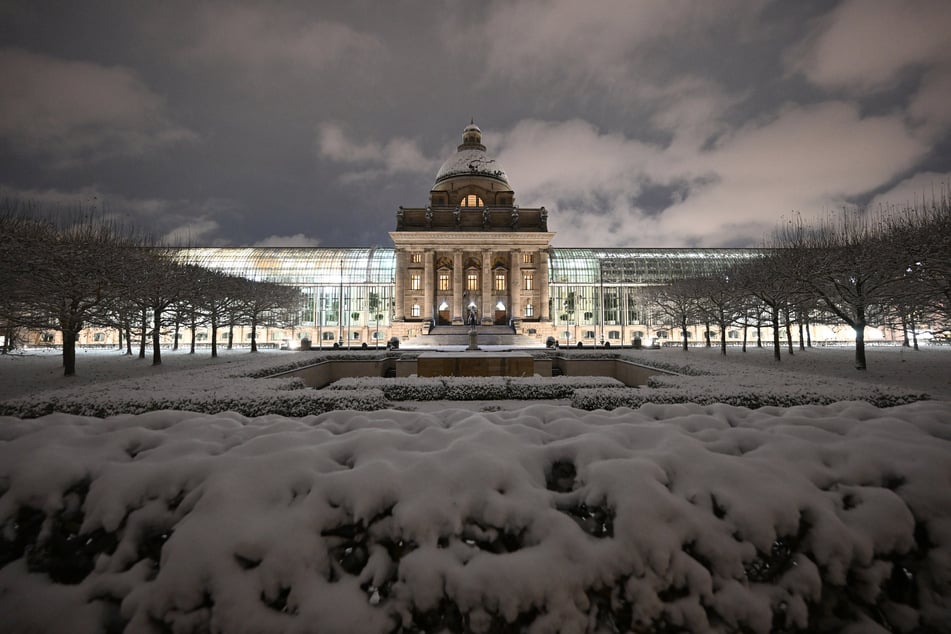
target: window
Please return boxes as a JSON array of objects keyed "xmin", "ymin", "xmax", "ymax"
[
  {"xmin": 632, "ymin": 330, "xmax": 644, "ymax": 339},
  {"xmin": 41, "ymin": 332, "xmax": 55, "ymax": 343},
  {"xmin": 322, "ymin": 332, "xmax": 336, "ymax": 341},
  {"xmin": 410, "ymin": 273, "xmax": 422, "ymax": 290},
  {"xmin": 410, "ymin": 253, "xmax": 422, "ymax": 264},
  {"xmin": 523, "ymin": 272, "xmax": 534, "ymax": 290},
  {"xmin": 350, "ymin": 331, "xmax": 361, "ymax": 341},
  {"xmin": 583, "ymin": 330, "xmax": 595, "ymax": 339},
  {"xmin": 411, "ymin": 304, "xmax": 421, "ymax": 317},
  {"xmin": 438, "ymin": 272, "xmax": 450, "ymax": 291},
  {"xmin": 466, "ymin": 272, "xmax": 479, "ymax": 291},
  {"xmin": 655, "ymin": 330, "xmax": 668, "ymax": 339},
  {"xmin": 583, "ymin": 312, "xmax": 593, "ymax": 320},
  {"xmin": 372, "ymin": 331, "xmax": 384, "ymax": 340},
  {"xmin": 526, "ymin": 328, "xmax": 537, "ymax": 335},
  {"xmin": 93, "ymin": 332, "xmax": 105, "ymax": 342},
  {"xmin": 522, "ymin": 253, "xmax": 535, "ymax": 264},
  {"xmin": 525, "ymin": 303, "xmax": 534, "ymax": 317},
  {"xmin": 608, "ymin": 331, "xmax": 620, "ymax": 340},
  {"xmin": 494, "ymin": 272, "xmax": 506, "ymax": 291},
  {"xmin": 460, "ymin": 194, "xmax": 484, "ymax": 207},
  {"xmin": 728, "ymin": 330, "xmax": 740, "ymax": 339}
]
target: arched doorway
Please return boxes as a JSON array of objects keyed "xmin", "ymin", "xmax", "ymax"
[{"xmin": 494, "ymin": 299, "xmax": 507, "ymax": 325}]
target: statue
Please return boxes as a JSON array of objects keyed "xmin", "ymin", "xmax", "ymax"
[
  {"xmin": 511, "ymin": 208, "xmax": 519, "ymax": 229},
  {"xmin": 483, "ymin": 207, "xmax": 490, "ymax": 227},
  {"xmin": 425, "ymin": 207, "xmax": 433, "ymax": 228},
  {"xmin": 396, "ymin": 207, "xmax": 404, "ymax": 230}
]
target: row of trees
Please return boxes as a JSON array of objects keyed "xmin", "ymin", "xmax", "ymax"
[
  {"xmin": 648, "ymin": 192, "xmax": 950, "ymax": 370},
  {"xmin": 0, "ymin": 205, "xmax": 303, "ymax": 376}
]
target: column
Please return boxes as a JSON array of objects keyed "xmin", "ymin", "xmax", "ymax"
[
  {"xmin": 393, "ymin": 250, "xmax": 405, "ymax": 320},
  {"xmin": 510, "ymin": 249, "xmax": 521, "ymax": 319},
  {"xmin": 539, "ymin": 250, "xmax": 550, "ymax": 320},
  {"xmin": 424, "ymin": 250, "xmax": 434, "ymax": 324},
  {"xmin": 452, "ymin": 250, "xmax": 463, "ymax": 324},
  {"xmin": 481, "ymin": 250, "xmax": 492, "ymax": 324}
]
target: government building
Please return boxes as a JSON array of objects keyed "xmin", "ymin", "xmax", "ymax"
[{"xmin": 170, "ymin": 122, "xmax": 764, "ymax": 349}]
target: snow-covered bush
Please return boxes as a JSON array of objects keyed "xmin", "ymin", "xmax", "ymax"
[
  {"xmin": 506, "ymin": 375, "xmax": 624, "ymax": 400},
  {"xmin": 328, "ymin": 377, "xmax": 447, "ymax": 401},
  {"xmin": 328, "ymin": 376, "xmax": 625, "ymax": 401},
  {"xmin": 2, "ymin": 401, "xmax": 950, "ymax": 633},
  {"xmin": 441, "ymin": 376, "xmax": 508, "ymax": 400}
]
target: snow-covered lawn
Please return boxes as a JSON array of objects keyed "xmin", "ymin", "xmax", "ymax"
[{"xmin": 1, "ymin": 346, "xmax": 950, "ymax": 632}]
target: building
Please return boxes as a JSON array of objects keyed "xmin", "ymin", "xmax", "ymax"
[{"xmin": 34, "ymin": 122, "xmax": 889, "ymax": 350}]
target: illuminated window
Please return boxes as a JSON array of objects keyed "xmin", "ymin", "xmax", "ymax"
[
  {"xmin": 410, "ymin": 253, "xmax": 422, "ymax": 264},
  {"xmin": 466, "ymin": 272, "xmax": 479, "ymax": 291},
  {"xmin": 494, "ymin": 272, "xmax": 506, "ymax": 291},
  {"xmin": 525, "ymin": 303, "xmax": 534, "ymax": 317},
  {"xmin": 729, "ymin": 330, "xmax": 740, "ymax": 339},
  {"xmin": 460, "ymin": 194, "xmax": 484, "ymax": 207},
  {"xmin": 322, "ymin": 332, "xmax": 335, "ymax": 341},
  {"xmin": 438, "ymin": 272, "xmax": 450, "ymax": 291},
  {"xmin": 411, "ymin": 304, "xmax": 421, "ymax": 317},
  {"xmin": 583, "ymin": 330, "xmax": 595, "ymax": 339},
  {"xmin": 523, "ymin": 272, "xmax": 534, "ymax": 290},
  {"xmin": 608, "ymin": 331, "xmax": 620, "ymax": 340},
  {"xmin": 522, "ymin": 253, "xmax": 534, "ymax": 264},
  {"xmin": 410, "ymin": 273, "xmax": 421, "ymax": 290}
]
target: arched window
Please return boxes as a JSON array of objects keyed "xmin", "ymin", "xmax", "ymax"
[{"xmin": 460, "ymin": 194, "xmax": 484, "ymax": 207}]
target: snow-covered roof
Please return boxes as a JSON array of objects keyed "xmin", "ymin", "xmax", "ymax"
[{"xmin": 434, "ymin": 148, "xmax": 509, "ymax": 185}]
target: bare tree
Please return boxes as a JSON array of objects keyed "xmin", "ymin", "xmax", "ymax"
[
  {"xmin": 0, "ymin": 208, "xmax": 137, "ymax": 375},
  {"xmin": 647, "ymin": 277, "xmax": 702, "ymax": 351}
]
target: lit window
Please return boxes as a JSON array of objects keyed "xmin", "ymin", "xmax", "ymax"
[
  {"xmin": 411, "ymin": 304, "xmax": 421, "ymax": 317},
  {"xmin": 523, "ymin": 273, "xmax": 534, "ymax": 290},
  {"xmin": 583, "ymin": 330, "xmax": 595, "ymax": 339},
  {"xmin": 438, "ymin": 273, "xmax": 450, "ymax": 291},
  {"xmin": 522, "ymin": 253, "xmax": 535, "ymax": 264},
  {"xmin": 525, "ymin": 303, "xmax": 534, "ymax": 317},
  {"xmin": 728, "ymin": 330, "xmax": 740, "ymax": 339},
  {"xmin": 322, "ymin": 332, "xmax": 335, "ymax": 341},
  {"xmin": 460, "ymin": 194, "xmax": 484, "ymax": 207},
  {"xmin": 410, "ymin": 273, "xmax": 421, "ymax": 290},
  {"xmin": 410, "ymin": 253, "xmax": 422, "ymax": 264},
  {"xmin": 494, "ymin": 272, "xmax": 506, "ymax": 291},
  {"xmin": 608, "ymin": 331, "xmax": 620, "ymax": 340},
  {"xmin": 466, "ymin": 272, "xmax": 479, "ymax": 291}
]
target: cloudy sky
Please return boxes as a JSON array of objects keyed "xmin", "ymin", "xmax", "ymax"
[{"xmin": 2, "ymin": 0, "xmax": 950, "ymax": 248}]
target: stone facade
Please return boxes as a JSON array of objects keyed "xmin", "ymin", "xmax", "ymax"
[{"xmin": 389, "ymin": 123, "xmax": 555, "ymax": 340}]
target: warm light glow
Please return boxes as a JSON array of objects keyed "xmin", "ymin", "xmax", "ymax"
[{"xmin": 460, "ymin": 194, "xmax": 484, "ymax": 207}]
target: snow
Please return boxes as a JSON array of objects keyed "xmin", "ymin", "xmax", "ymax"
[{"xmin": 1, "ymin": 346, "xmax": 951, "ymax": 631}]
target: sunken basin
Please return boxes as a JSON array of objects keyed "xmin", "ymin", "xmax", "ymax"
[{"xmin": 416, "ymin": 351, "xmax": 534, "ymax": 377}]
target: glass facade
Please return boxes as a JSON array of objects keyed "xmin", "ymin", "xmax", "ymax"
[{"xmin": 177, "ymin": 246, "xmax": 762, "ymax": 339}]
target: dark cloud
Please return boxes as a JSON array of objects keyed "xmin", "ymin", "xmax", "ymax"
[{"xmin": 1, "ymin": 0, "xmax": 950, "ymax": 248}]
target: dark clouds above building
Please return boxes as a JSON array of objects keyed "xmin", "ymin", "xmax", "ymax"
[{"xmin": 1, "ymin": 0, "xmax": 949, "ymax": 248}]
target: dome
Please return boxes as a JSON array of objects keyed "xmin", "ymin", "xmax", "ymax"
[
  {"xmin": 434, "ymin": 122, "xmax": 509, "ymax": 186},
  {"xmin": 434, "ymin": 149, "xmax": 509, "ymax": 185}
]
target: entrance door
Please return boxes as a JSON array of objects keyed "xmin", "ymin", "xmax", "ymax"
[
  {"xmin": 437, "ymin": 308, "xmax": 451, "ymax": 325},
  {"xmin": 494, "ymin": 309, "xmax": 507, "ymax": 325}
]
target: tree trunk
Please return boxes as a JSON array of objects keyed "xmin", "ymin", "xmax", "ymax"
[
  {"xmin": 771, "ymin": 306, "xmax": 781, "ymax": 362},
  {"xmin": 704, "ymin": 320, "xmax": 711, "ymax": 348},
  {"xmin": 901, "ymin": 313, "xmax": 910, "ymax": 347},
  {"xmin": 756, "ymin": 323, "xmax": 762, "ymax": 348},
  {"xmin": 250, "ymin": 315, "xmax": 258, "ymax": 353},
  {"xmin": 784, "ymin": 307, "xmax": 794, "ymax": 356},
  {"xmin": 139, "ymin": 309, "xmax": 147, "ymax": 359},
  {"xmin": 189, "ymin": 314, "xmax": 197, "ymax": 354},
  {"xmin": 125, "ymin": 323, "xmax": 133, "ymax": 356},
  {"xmin": 742, "ymin": 323, "xmax": 748, "ymax": 352},
  {"xmin": 62, "ymin": 327, "xmax": 78, "ymax": 377},
  {"xmin": 854, "ymin": 322, "xmax": 867, "ymax": 370},
  {"xmin": 152, "ymin": 308, "xmax": 163, "ymax": 366},
  {"xmin": 681, "ymin": 317, "xmax": 688, "ymax": 351},
  {"xmin": 910, "ymin": 315, "xmax": 919, "ymax": 351},
  {"xmin": 173, "ymin": 318, "xmax": 180, "ymax": 351},
  {"xmin": 805, "ymin": 316, "xmax": 812, "ymax": 348},
  {"xmin": 227, "ymin": 322, "xmax": 234, "ymax": 350},
  {"xmin": 211, "ymin": 314, "xmax": 218, "ymax": 358},
  {"xmin": 798, "ymin": 321, "xmax": 805, "ymax": 351}
]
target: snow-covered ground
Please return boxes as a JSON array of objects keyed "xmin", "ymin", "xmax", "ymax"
[{"xmin": 1, "ymin": 346, "xmax": 951, "ymax": 632}]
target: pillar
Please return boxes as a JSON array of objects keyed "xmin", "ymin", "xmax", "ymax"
[
  {"xmin": 424, "ymin": 250, "xmax": 434, "ymax": 324},
  {"xmin": 452, "ymin": 250, "xmax": 463, "ymax": 324},
  {"xmin": 539, "ymin": 250, "xmax": 550, "ymax": 321},
  {"xmin": 510, "ymin": 249, "xmax": 521, "ymax": 319},
  {"xmin": 394, "ymin": 250, "xmax": 405, "ymax": 320},
  {"xmin": 481, "ymin": 250, "xmax": 492, "ymax": 324}
]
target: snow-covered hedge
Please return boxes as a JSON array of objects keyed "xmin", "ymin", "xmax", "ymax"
[
  {"xmin": 572, "ymin": 385, "xmax": 926, "ymax": 411},
  {"xmin": 0, "ymin": 385, "xmax": 388, "ymax": 418},
  {"xmin": 327, "ymin": 376, "xmax": 624, "ymax": 401},
  {"xmin": 2, "ymin": 401, "xmax": 950, "ymax": 633}
]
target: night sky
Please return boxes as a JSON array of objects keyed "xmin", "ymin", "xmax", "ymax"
[{"xmin": 2, "ymin": 0, "xmax": 949, "ymax": 248}]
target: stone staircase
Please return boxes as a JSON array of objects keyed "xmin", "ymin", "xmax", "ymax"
[{"xmin": 402, "ymin": 325, "xmax": 543, "ymax": 348}]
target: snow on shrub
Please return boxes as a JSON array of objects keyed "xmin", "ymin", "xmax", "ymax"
[
  {"xmin": 1, "ymin": 401, "xmax": 950, "ymax": 632},
  {"xmin": 329, "ymin": 376, "xmax": 624, "ymax": 401}
]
